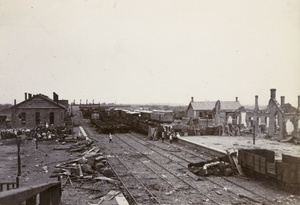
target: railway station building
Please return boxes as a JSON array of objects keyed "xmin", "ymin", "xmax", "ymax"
[{"xmin": 10, "ymin": 92, "xmax": 68, "ymax": 129}]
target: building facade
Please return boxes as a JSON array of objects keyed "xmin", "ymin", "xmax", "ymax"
[
  {"xmin": 10, "ymin": 93, "xmax": 67, "ymax": 129},
  {"xmin": 246, "ymin": 89, "xmax": 300, "ymax": 139}
]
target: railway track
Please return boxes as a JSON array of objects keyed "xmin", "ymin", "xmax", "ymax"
[
  {"xmin": 77, "ymin": 118, "xmax": 161, "ymax": 204},
  {"xmin": 77, "ymin": 116, "xmax": 287, "ymax": 205},
  {"xmin": 125, "ymin": 132, "xmax": 283, "ymax": 204},
  {"xmin": 108, "ymin": 134, "xmax": 216, "ymax": 205}
]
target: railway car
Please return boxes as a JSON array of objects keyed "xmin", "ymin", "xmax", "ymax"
[
  {"xmin": 150, "ymin": 111, "xmax": 174, "ymax": 123},
  {"xmin": 238, "ymin": 149, "xmax": 300, "ymax": 195},
  {"xmin": 140, "ymin": 111, "xmax": 152, "ymax": 121}
]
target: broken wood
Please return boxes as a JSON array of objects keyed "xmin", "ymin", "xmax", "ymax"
[
  {"xmin": 226, "ymin": 150, "xmax": 236, "ymax": 171},
  {"xmin": 94, "ymin": 176, "xmax": 115, "ymax": 183},
  {"xmin": 63, "ymin": 175, "xmax": 74, "ymax": 188},
  {"xmin": 78, "ymin": 164, "xmax": 83, "ymax": 178},
  {"xmin": 82, "ymin": 147, "xmax": 97, "ymax": 155},
  {"xmin": 237, "ymin": 194, "xmax": 261, "ymax": 203},
  {"xmin": 231, "ymin": 155, "xmax": 245, "ymax": 176},
  {"xmin": 53, "ymin": 147, "xmax": 69, "ymax": 150},
  {"xmin": 186, "ymin": 170, "xmax": 199, "ymax": 181}
]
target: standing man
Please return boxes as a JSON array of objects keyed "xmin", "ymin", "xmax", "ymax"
[
  {"xmin": 109, "ymin": 133, "xmax": 113, "ymax": 143},
  {"xmin": 169, "ymin": 133, "xmax": 173, "ymax": 144},
  {"xmin": 161, "ymin": 132, "xmax": 165, "ymax": 143}
]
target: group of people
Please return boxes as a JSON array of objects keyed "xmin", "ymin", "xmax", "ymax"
[
  {"xmin": 161, "ymin": 131, "xmax": 180, "ymax": 143},
  {"xmin": 0, "ymin": 125, "xmax": 67, "ymax": 141},
  {"xmin": 0, "ymin": 129, "xmax": 22, "ymax": 139}
]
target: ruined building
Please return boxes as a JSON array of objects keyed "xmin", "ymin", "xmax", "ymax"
[{"xmin": 246, "ymin": 89, "xmax": 300, "ymax": 139}]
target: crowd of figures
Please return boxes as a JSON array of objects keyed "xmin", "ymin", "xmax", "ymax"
[{"xmin": 0, "ymin": 125, "xmax": 71, "ymax": 141}]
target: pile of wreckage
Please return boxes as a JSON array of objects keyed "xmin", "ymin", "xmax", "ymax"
[
  {"xmin": 51, "ymin": 139, "xmax": 120, "ymax": 203},
  {"xmin": 52, "ymin": 144, "xmax": 116, "ymax": 184},
  {"xmin": 188, "ymin": 150, "xmax": 244, "ymax": 177}
]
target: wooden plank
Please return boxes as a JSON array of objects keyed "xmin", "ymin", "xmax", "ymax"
[
  {"xmin": 267, "ymin": 162, "xmax": 276, "ymax": 177},
  {"xmin": 115, "ymin": 193, "xmax": 130, "ymax": 205},
  {"xmin": 40, "ymin": 189, "xmax": 51, "ymax": 205},
  {"xmin": 186, "ymin": 170, "xmax": 199, "ymax": 181},
  {"xmin": 231, "ymin": 155, "xmax": 245, "ymax": 176},
  {"xmin": 226, "ymin": 150, "xmax": 236, "ymax": 170},
  {"xmin": 0, "ymin": 182, "xmax": 60, "ymax": 205}
]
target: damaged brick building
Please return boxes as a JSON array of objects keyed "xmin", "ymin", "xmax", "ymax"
[
  {"xmin": 246, "ymin": 89, "xmax": 300, "ymax": 139},
  {"xmin": 186, "ymin": 97, "xmax": 244, "ymax": 135},
  {"xmin": 10, "ymin": 92, "xmax": 68, "ymax": 129}
]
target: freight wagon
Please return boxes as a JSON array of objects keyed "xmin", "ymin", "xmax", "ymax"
[
  {"xmin": 150, "ymin": 111, "xmax": 174, "ymax": 123},
  {"xmin": 238, "ymin": 149, "xmax": 300, "ymax": 195}
]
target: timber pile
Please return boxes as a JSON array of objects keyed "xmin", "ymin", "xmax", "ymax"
[{"xmin": 51, "ymin": 146, "xmax": 116, "ymax": 187}]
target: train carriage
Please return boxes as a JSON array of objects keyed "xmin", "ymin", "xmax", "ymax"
[{"xmin": 238, "ymin": 149, "xmax": 300, "ymax": 195}]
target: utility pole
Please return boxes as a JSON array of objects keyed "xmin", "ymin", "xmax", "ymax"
[
  {"xmin": 253, "ymin": 124, "xmax": 255, "ymax": 145},
  {"xmin": 17, "ymin": 136, "xmax": 21, "ymax": 176}
]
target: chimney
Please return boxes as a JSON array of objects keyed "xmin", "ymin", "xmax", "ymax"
[
  {"xmin": 298, "ymin": 95, "xmax": 300, "ymax": 108},
  {"xmin": 28, "ymin": 93, "xmax": 32, "ymax": 99},
  {"xmin": 254, "ymin": 95, "xmax": 259, "ymax": 111},
  {"xmin": 191, "ymin": 97, "xmax": 194, "ymax": 102},
  {"xmin": 53, "ymin": 92, "xmax": 58, "ymax": 103},
  {"xmin": 235, "ymin": 97, "xmax": 238, "ymax": 102},
  {"xmin": 25, "ymin": 93, "xmax": 27, "ymax": 100},
  {"xmin": 14, "ymin": 99, "xmax": 16, "ymax": 105},
  {"xmin": 270, "ymin": 88, "xmax": 276, "ymax": 100},
  {"xmin": 281, "ymin": 96, "xmax": 285, "ymax": 107}
]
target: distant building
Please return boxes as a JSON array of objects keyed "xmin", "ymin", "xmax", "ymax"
[
  {"xmin": 186, "ymin": 97, "xmax": 215, "ymax": 119},
  {"xmin": 214, "ymin": 98, "xmax": 244, "ymax": 126},
  {"xmin": 246, "ymin": 89, "xmax": 300, "ymax": 139},
  {"xmin": 187, "ymin": 97, "xmax": 243, "ymax": 125},
  {"xmin": 10, "ymin": 92, "xmax": 68, "ymax": 129}
]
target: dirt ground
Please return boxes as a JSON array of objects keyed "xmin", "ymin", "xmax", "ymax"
[{"xmin": 0, "ymin": 133, "xmax": 121, "ymax": 205}]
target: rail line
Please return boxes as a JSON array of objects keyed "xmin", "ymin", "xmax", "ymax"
[
  {"xmin": 127, "ymin": 132, "xmax": 277, "ymax": 204},
  {"xmin": 78, "ymin": 116, "xmax": 273, "ymax": 204},
  {"xmin": 111, "ymin": 134, "xmax": 216, "ymax": 204},
  {"xmin": 77, "ymin": 118, "xmax": 160, "ymax": 205}
]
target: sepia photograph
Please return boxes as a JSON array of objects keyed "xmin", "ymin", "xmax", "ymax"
[{"xmin": 0, "ymin": 0, "xmax": 299, "ymax": 204}]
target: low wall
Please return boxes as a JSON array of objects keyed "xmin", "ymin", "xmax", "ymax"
[{"xmin": 176, "ymin": 136, "xmax": 226, "ymax": 157}]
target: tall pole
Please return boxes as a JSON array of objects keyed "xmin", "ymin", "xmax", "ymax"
[
  {"xmin": 17, "ymin": 137, "xmax": 21, "ymax": 176},
  {"xmin": 253, "ymin": 124, "xmax": 255, "ymax": 145}
]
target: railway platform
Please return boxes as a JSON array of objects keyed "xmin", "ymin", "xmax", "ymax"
[{"xmin": 177, "ymin": 135, "xmax": 300, "ymax": 160}]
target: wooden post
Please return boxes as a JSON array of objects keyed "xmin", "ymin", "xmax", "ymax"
[
  {"xmin": 17, "ymin": 138, "xmax": 21, "ymax": 176},
  {"xmin": 16, "ymin": 177, "xmax": 19, "ymax": 188}
]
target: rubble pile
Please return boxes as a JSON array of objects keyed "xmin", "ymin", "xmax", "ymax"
[
  {"xmin": 188, "ymin": 156, "xmax": 234, "ymax": 177},
  {"xmin": 52, "ymin": 146, "xmax": 116, "ymax": 187}
]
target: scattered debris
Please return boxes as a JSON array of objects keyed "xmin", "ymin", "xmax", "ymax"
[{"xmin": 188, "ymin": 155, "xmax": 234, "ymax": 177}]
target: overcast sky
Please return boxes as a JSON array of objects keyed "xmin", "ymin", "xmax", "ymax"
[{"xmin": 0, "ymin": 0, "xmax": 299, "ymax": 107}]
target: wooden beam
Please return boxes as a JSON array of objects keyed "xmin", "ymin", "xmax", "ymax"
[{"xmin": 0, "ymin": 182, "xmax": 60, "ymax": 205}]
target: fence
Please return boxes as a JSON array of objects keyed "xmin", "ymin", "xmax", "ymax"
[
  {"xmin": 0, "ymin": 177, "xmax": 19, "ymax": 192},
  {"xmin": 0, "ymin": 181, "xmax": 61, "ymax": 205}
]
